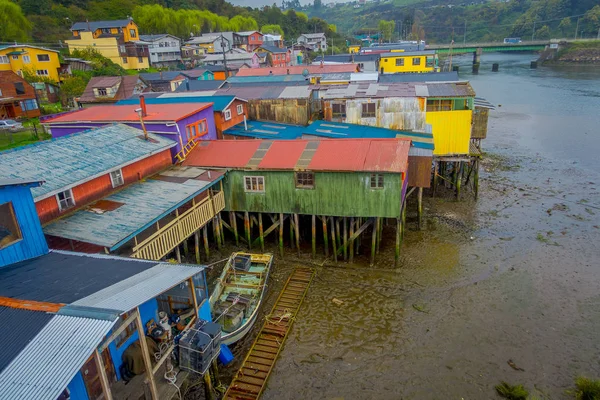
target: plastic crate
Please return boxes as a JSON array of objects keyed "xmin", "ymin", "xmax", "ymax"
[
  {"xmin": 178, "ymin": 319, "xmax": 221, "ymax": 375},
  {"xmin": 233, "ymin": 255, "xmax": 251, "ymax": 271}
]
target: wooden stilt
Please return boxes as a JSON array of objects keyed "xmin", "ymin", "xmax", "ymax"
[
  {"xmin": 204, "ymin": 371, "xmax": 215, "ymax": 400},
  {"xmin": 474, "ymin": 159, "xmax": 480, "ymax": 200},
  {"xmin": 219, "ymin": 213, "xmax": 225, "ymax": 246},
  {"xmin": 395, "ymin": 217, "xmax": 401, "ymax": 267},
  {"xmin": 331, "ymin": 218, "xmax": 337, "ymax": 263},
  {"xmin": 417, "ymin": 187, "xmax": 423, "ymax": 230},
  {"xmin": 230, "ymin": 211, "xmax": 238, "ymax": 246},
  {"xmin": 322, "ymin": 216, "xmax": 329, "ymax": 257},
  {"xmin": 183, "ymin": 237, "xmax": 189, "ymax": 258},
  {"xmin": 335, "ymin": 218, "xmax": 341, "ymax": 250},
  {"xmin": 432, "ymin": 160, "xmax": 438, "ymax": 197},
  {"xmin": 194, "ymin": 231, "xmax": 200, "ymax": 264},
  {"xmin": 175, "ymin": 245, "xmax": 181, "ymax": 263},
  {"xmin": 356, "ymin": 218, "xmax": 361, "ymax": 254},
  {"xmin": 294, "ymin": 213, "xmax": 300, "ymax": 256},
  {"xmin": 135, "ymin": 310, "xmax": 158, "ymax": 400},
  {"xmin": 370, "ymin": 218, "xmax": 377, "ymax": 266},
  {"xmin": 258, "ymin": 213, "xmax": 265, "ymax": 252},
  {"xmin": 244, "ymin": 212, "xmax": 251, "ymax": 250},
  {"xmin": 349, "ymin": 217, "xmax": 354, "ymax": 263},
  {"xmin": 211, "ymin": 359, "xmax": 222, "ymax": 389},
  {"xmin": 343, "ymin": 217, "xmax": 348, "ymax": 261},
  {"xmin": 401, "ymin": 202, "xmax": 407, "ymax": 241},
  {"xmin": 456, "ymin": 162, "xmax": 462, "ymax": 199},
  {"xmin": 289, "ymin": 215, "xmax": 294, "ymax": 249},
  {"xmin": 214, "ymin": 217, "xmax": 222, "ymax": 250},
  {"xmin": 375, "ymin": 217, "xmax": 381, "ymax": 255},
  {"xmin": 311, "ymin": 215, "xmax": 316, "ymax": 258},
  {"xmin": 203, "ymin": 225, "xmax": 210, "ymax": 260},
  {"xmin": 279, "ymin": 213, "xmax": 284, "ymax": 258},
  {"xmin": 334, "ymin": 218, "xmax": 372, "ymax": 258}
]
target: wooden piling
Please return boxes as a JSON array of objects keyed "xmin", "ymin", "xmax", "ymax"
[
  {"xmin": 311, "ymin": 215, "xmax": 316, "ymax": 258},
  {"xmin": 194, "ymin": 231, "xmax": 200, "ymax": 264},
  {"xmin": 219, "ymin": 213, "xmax": 225, "ymax": 245},
  {"xmin": 474, "ymin": 159, "xmax": 480, "ymax": 200},
  {"xmin": 401, "ymin": 202, "xmax": 407, "ymax": 241},
  {"xmin": 294, "ymin": 213, "xmax": 300, "ymax": 256},
  {"xmin": 330, "ymin": 219, "xmax": 337, "ymax": 263},
  {"xmin": 258, "ymin": 213, "xmax": 265, "ymax": 252},
  {"xmin": 214, "ymin": 217, "xmax": 222, "ymax": 250},
  {"xmin": 370, "ymin": 218, "xmax": 377, "ymax": 266},
  {"xmin": 289, "ymin": 216, "xmax": 294, "ymax": 249},
  {"xmin": 356, "ymin": 218, "xmax": 361, "ymax": 254},
  {"xmin": 183, "ymin": 237, "xmax": 189, "ymax": 258},
  {"xmin": 279, "ymin": 213, "xmax": 284, "ymax": 258},
  {"xmin": 244, "ymin": 212, "xmax": 251, "ymax": 250},
  {"xmin": 349, "ymin": 217, "xmax": 354, "ymax": 263},
  {"xmin": 375, "ymin": 217, "xmax": 381, "ymax": 254},
  {"xmin": 175, "ymin": 245, "xmax": 181, "ymax": 263},
  {"xmin": 203, "ymin": 225, "xmax": 209, "ymax": 260},
  {"xmin": 335, "ymin": 218, "xmax": 341, "ymax": 250},
  {"xmin": 432, "ymin": 161, "xmax": 438, "ymax": 197},
  {"xmin": 322, "ymin": 216, "xmax": 329, "ymax": 257},
  {"xmin": 417, "ymin": 187, "xmax": 423, "ymax": 230},
  {"xmin": 230, "ymin": 212, "xmax": 238, "ymax": 246},
  {"xmin": 343, "ymin": 217, "xmax": 348, "ymax": 261},
  {"xmin": 204, "ymin": 371, "xmax": 215, "ymax": 400},
  {"xmin": 395, "ymin": 217, "xmax": 401, "ymax": 267},
  {"xmin": 456, "ymin": 162, "xmax": 462, "ymax": 199}
]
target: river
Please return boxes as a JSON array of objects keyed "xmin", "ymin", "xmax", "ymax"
[{"xmin": 207, "ymin": 53, "xmax": 600, "ymax": 400}]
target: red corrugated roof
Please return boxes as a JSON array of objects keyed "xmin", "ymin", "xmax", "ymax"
[
  {"xmin": 234, "ymin": 64, "xmax": 358, "ymax": 77},
  {"xmin": 258, "ymin": 141, "xmax": 307, "ymax": 169},
  {"xmin": 183, "ymin": 140, "xmax": 261, "ymax": 168},
  {"xmin": 44, "ymin": 103, "xmax": 212, "ymax": 123},
  {"xmin": 184, "ymin": 139, "xmax": 410, "ymax": 173}
]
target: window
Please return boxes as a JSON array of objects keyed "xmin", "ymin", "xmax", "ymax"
[
  {"xmin": 130, "ymin": 29, "xmax": 137, "ymax": 38},
  {"xmin": 395, "ymin": 58, "xmax": 404, "ymax": 66},
  {"xmin": 115, "ymin": 312, "xmax": 136, "ymax": 347},
  {"xmin": 97, "ymin": 88, "xmax": 107, "ymax": 96},
  {"xmin": 427, "ymin": 99, "xmax": 453, "ymax": 111},
  {"xmin": 57, "ymin": 189, "xmax": 75, "ymax": 211},
  {"xmin": 11, "ymin": 55, "xmax": 18, "ymax": 60},
  {"xmin": 412, "ymin": 57, "xmax": 421, "ymax": 66},
  {"xmin": 37, "ymin": 54, "xmax": 50, "ymax": 62},
  {"xmin": 119, "ymin": 45, "xmax": 126, "ymax": 53},
  {"xmin": 19, "ymin": 99, "xmax": 38, "ymax": 110},
  {"xmin": 110, "ymin": 169, "xmax": 124, "ymax": 188},
  {"xmin": 0, "ymin": 202, "xmax": 22, "ymax": 249},
  {"xmin": 332, "ymin": 103, "xmax": 346, "ymax": 117},
  {"xmin": 138, "ymin": 56, "xmax": 143, "ymax": 63},
  {"xmin": 236, "ymin": 104, "xmax": 244, "ymax": 115},
  {"xmin": 14, "ymin": 82, "xmax": 25, "ymax": 95},
  {"xmin": 36, "ymin": 70, "xmax": 49, "ymax": 76},
  {"xmin": 224, "ymin": 109, "xmax": 232, "ymax": 121},
  {"xmin": 362, "ymin": 103, "xmax": 376, "ymax": 118},
  {"xmin": 23, "ymin": 55, "xmax": 30, "ymax": 64},
  {"xmin": 0, "ymin": 55, "xmax": 8, "ymax": 64},
  {"xmin": 295, "ymin": 172, "xmax": 314, "ymax": 189},
  {"xmin": 186, "ymin": 119, "xmax": 208, "ymax": 140},
  {"xmin": 244, "ymin": 176, "xmax": 265, "ymax": 193},
  {"xmin": 426, "ymin": 56, "xmax": 434, "ymax": 67},
  {"xmin": 122, "ymin": 57, "xmax": 128, "ymax": 64},
  {"xmin": 370, "ymin": 173, "xmax": 384, "ymax": 189}
]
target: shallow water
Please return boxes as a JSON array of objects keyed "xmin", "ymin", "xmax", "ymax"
[{"xmin": 199, "ymin": 54, "xmax": 600, "ymax": 399}]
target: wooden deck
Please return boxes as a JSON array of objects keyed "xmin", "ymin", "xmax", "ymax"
[
  {"xmin": 223, "ymin": 267, "xmax": 315, "ymax": 400},
  {"xmin": 131, "ymin": 191, "xmax": 225, "ymax": 261}
]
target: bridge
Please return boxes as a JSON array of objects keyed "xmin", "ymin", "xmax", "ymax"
[{"xmin": 428, "ymin": 40, "xmax": 548, "ymax": 55}]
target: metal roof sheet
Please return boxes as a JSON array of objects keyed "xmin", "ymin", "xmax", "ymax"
[
  {"xmin": 258, "ymin": 141, "xmax": 307, "ymax": 169},
  {"xmin": 0, "ymin": 251, "xmax": 157, "ymax": 304},
  {"xmin": 0, "ymin": 179, "xmax": 43, "ymax": 188},
  {"xmin": 44, "ymin": 103, "xmax": 211, "ymax": 123},
  {"xmin": 380, "ymin": 50, "xmax": 436, "ymax": 57},
  {"xmin": 71, "ymin": 19, "xmax": 131, "ymax": 31},
  {"xmin": 307, "ymin": 140, "xmax": 371, "ymax": 171},
  {"xmin": 474, "ymin": 97, "xmax": 495, "ymax": 109},
  {"xmin": 0, "ymin": 124, "xmax": 176, "ymax": 201},
  {"xmin": 224, "ymin": 120, "xmax": 305, "ymax": 139},
  {"xmin": 363, "ymin": 140, "xmax": 410, "ymax": 173},
  {"xmin": 235, "ymin": 64, "xmax": 357, "ymax": 77},
  {"xmin": 43, "ymin": 176, "xmax": 217, "ymax": 250},
  {"xmin": 117, "ymin": 95, "xmax": 240, "ymax": 112},
  {"xmin": 175, "ymin": 80, "xmax": 225, "ymax": 92},
  {"xmin": 186, "ymin": 140, "xmax": 261, "ymax": 168},
  {"xmin": 0, "ymin": 307, "xmax": 54, "ymax": 374},
  {"xmin": 378, "ymin": 72, "xmax": 459, "ymax": 83},
  {"xmin": 424, "ymin": 82, "xmax": 476, "ymax": 97},
  {"xmin": 140, "ymin": 71, "xmax": 183, "ymax": 82},
  {"xmin": 0, "ymin": 314, "xmax": 116, "ymax": 400},
  {"xmin": 73, "ymin": 263, "xmax": 203, "ymax": 312}
]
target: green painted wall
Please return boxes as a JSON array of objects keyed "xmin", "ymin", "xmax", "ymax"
[{"xmin": 223, "ymin": 170, "xmax": 403, "ymax": 218}]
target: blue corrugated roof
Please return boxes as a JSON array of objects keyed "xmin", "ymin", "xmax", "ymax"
[
  {"xmin": 117, "ymin": 94, "xmax": 238, "ymax": 112},
  {"xmin": 0, "ymin": 124, "xmax": 176, "ymax": 201},
  {"xmin": 224, "ymin": 120, "xmax": 305, "ymax": 140}
]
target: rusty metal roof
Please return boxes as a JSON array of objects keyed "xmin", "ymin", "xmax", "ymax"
[
  {"xmin": 235, "ymin": 64, "xmax": 358, "ymax": 77},
  {"xmin": 320, "ymin": 81, "xmax": 475, "ymax": 99},
  {"xmin": 183, "ymin": 139, "xmax": 410, "ymax": 174}
]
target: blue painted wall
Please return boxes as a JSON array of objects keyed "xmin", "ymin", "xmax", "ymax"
[
  {"xmin": 66, "ymin": 371, "xmax": 89, "ymax": 400},
  {"xmin": 0, "ymin": 183, "xmax": 48, "ymax": 268},
  {"xmin": 199, "ymin": 299, "xmax": 211, "ymax": 322},
  {"xmin": 107, "ymin": 298, "xmax": 159, "ymax": 381}
]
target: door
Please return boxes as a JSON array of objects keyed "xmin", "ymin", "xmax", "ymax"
[{"xmin": 81, "ymin": 350, "xmax": 116, "ymax": 400}]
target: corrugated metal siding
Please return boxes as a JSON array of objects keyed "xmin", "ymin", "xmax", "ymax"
[
  {"xmin": 72, "ymin": 263, "xmax": 203, "ymax": 312},
  {"xmin": 426, "ymin": 110, "xmax": 473, "ymax": 155},
  {"xmin": 0, "ymin": 185, "xmax": 48, "ymax": 268},
  {"xmin": 0, "ymin": 315, "xmax": 115, "ymax": 400},
  {"xmin": 471, "ymin": 107, "xmax": 489, "ymax": 139},
  {"xmin": 224, "ymin": 170, "xmax": 403, "ymax": 218},
  {"xmin": 249, "ymin": 99, "xmax": 310, "ymax": 125},
  {"xmin": 408, "ymin": 156, "xmax": 432, "ymax": 188}
]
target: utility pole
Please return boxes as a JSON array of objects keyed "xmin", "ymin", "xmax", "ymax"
[
  {"xmin": 400, "ymin": 20, "xmax": 403, "ymax": 41},
  {"xmin": 220, "ymin": 34, "xmax": 229, "ymax": 78},
  {"xmin": 464, "ymin": 20, "xmax": 467, "ymax": 45},
  {"xmin": 574, "ymin": 17, "xmax": 580, "ymax": 40}
]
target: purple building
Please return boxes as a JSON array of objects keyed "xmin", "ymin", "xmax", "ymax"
[{"xmin": 42, "ymin": 97, "xmax": 217, "ymax": 157}]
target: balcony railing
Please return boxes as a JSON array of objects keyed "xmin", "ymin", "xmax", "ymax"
[{"xmin": 131, "ymin": 191, "xmax": 225, "ymax": 261}]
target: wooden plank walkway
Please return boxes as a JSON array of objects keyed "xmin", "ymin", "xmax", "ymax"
[{"xmin": 223, "ymin": 267, "xmax": 315, "ymax": 400}]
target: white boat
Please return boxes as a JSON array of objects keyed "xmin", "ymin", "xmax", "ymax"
[{"xmin": 209, "ymin": 252, "xmax": 273, "ymax": 345}]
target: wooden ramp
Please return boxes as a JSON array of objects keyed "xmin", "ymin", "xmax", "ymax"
[{"xmin": 223, "ymin": 267, "xmax": 315, "ymax": 400}]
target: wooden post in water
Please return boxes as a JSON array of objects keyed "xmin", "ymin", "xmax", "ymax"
[
  {"xmin": 258, "ymin": 213, "xmax": 265, "ymax": 252},
  {"xmin": 343, "ymin": 217, "xmax": 348, "ymax": 261},
  {"xmin": 370, "ymin": 218, "xmax": 377, "ymax": 266},
  {"xmin": 417, "ymin": 187, "xmax": 423, "ymax": 230},
  {"xmin": 456, "ymin": 162, "xmax": 462, "ymax": 199},
  {"xmin": 175, "ymin": 245, "xmax": 181, "ymax": 263},
  {"xmin": 244, "ymin": 212, "xmax": 251, "ymax": 250},
  {"xmin": 194, "ymin": 231, "xmax": 201, "ymax": 264},
  {"xmin": 349, "ymin": 217, "xmax": 354, "ymax": 263},
  {"xmin": 474, "ymin": 159, "xmax": 480, "ymax": 200},
  {"xmin": 356, "ymin": 218, "xmax": 361, "ymax": 254},
  {"xmin": 335, "ymin": 218, "xmax": 341, "ymax": 250},
  {"xmin": 432, "ymin": 161, "xmax": 438, "ymax": 197},
  {"xmin": 203, "ymin": 225, "xmax": 209, "ymax": 260},
  {"xmin": 279, "ymin": 213, "xmax": 284, "ymax": 258},
  {"xmin": 375, "ymin": 217, "xmax": 381, "ymax": 254},
  {"xmin": 401, "ymin": 202, "xmax": 407, "ymax": 241},
  {"xmin": 214, "ymin": 217, "xmax": 222, "ymax": 250},
  {"xmin": 183, "ymin": 237, "xmax": 189, "ymax": 258},
  {"xmin": 395, "ymin": 217, "xmax": 401, "ymax": 267},
  {"xmin": 289, "ymin": 215, "xmax": 294, "ymax": 249},
  {"xmin": 311, "ymin": 215, "xmax": 316, "ymax": 258},
  {"xmin": 322, "ymin": 216, "xmax": 329, "ymax": 256},
  {"xmin": 294, "ymin": 213, "xmax": 300, "ymax": 256},
  {"xmin": 219, "ymin": 214, "xmax": 225, "ymax": 246},
  {"xmin": 230, "ymin": 212, "xmax": 239, "ymax": 246},
  {"xmin": 203, "ymin": 372, "xmax": 215, "ymax": 400},
  {"xmin": 330, "ymin": 219, "xmax": 337, "ymax": 263}
]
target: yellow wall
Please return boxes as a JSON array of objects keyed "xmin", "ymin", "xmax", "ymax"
[
  {"xmin": 123, "ymin": 21, "xmax": 139, "ymax": 42},
  {"xmin": 349, "ymin": 45, "xmax": 360, "ymax": 54},
  {"xmin": 426, "ymin": 110, "xmax": 473, "ymax": 155},
  {"xmin": 380, "ymin": 54, "xmax": 436, "ymax": 73},
  {"xmin": 198, "ymin": 43, "xmax": 215, "ymax": 53},
  {"xmin": 66, "ymin": 32, "xmax": 148, "ymax": 70},
  {"xmin": 0, "ymin": 47, "xmax": 61, "ymax": 82}
]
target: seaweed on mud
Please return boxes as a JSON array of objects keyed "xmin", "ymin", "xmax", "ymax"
[
  {"xmin": 495, "ymin": 381, "xmax": 529, "ymax": 400},
  {"xmin": 572, "ymin": 376, "xmax": 600, "ymax": 400}
]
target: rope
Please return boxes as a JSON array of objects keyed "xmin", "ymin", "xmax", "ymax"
[{"xmin": 265, "ymin": 308, "xmax": 294, "ymax": 325}]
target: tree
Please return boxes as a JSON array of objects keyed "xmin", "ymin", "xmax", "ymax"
[
  {"xmin": 60, "ymin": 75, "xmax": 88, "ymax": 100},
  {"xmin": 70, "ymin": 48, "xmax": 126, "ymax": 76},
  {"xmin": 535, "ymin": 25, "xmax": 551, "ymax": 40},
  {"xmin": 261, "ymin": 24, "xmax": 284, "ymax": 36},
  {"xmin": 0, "ymin": 0, "xmax": 31, "ymax": 41},
  {"xmin": 378, "ymin": 20, "xmax": 395, "ymax": 42},
  {"xmin": 558, "ymin": 17, "xmax": 571, "ymax": 36}
]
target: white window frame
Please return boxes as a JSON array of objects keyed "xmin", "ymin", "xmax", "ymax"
[
  {"xmin": 56, "ymin": 189, "xmax": 75, "ymax": 211},
  {"xmin": 224, "ymin": 109, "xmax": 232, "ymax": 121},
  {"xmin": 236, "ymin": 104, "xmax": 243, "ymax": 115},
  {"xmin": 0, "ymin": 55, "xmax": 8, "ymax": 64},
  {"xmin": 244, "ymin": 176, "xmax": 265, "ymax": 193},
  {"xmin": 370, "ymin": 173, "xmax": 384, "ymax": 189},
  {"xmin": 23, "ymin": 55, "xmax": 31, "ymax": 64},
  {"xmin": 36, "ymin": 70, "xmax": 49, "ymax": 76},
  {"xmin": 11, "ymin": 55, "xmax": 18, "ymax": 60},
  {"xmin": 37, "ymin": 54, "xmax": 50, "ymax": 62},
  {"xmin": 110, "ymin": 169, "xmax": 124, "ymax": 188}
]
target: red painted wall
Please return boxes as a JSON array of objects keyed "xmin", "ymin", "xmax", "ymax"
[
  {"xmin": 36, "ymin": 149, "xmax": 173, "ymax": 224},
  {"xmin": 215, "ymin": 100, "xmax": 248, "ymax": 139}
]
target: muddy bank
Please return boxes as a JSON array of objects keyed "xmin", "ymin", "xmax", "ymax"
[{"xmin": 545, "ymin": 41, "xmax": 600, "ymax": 64}]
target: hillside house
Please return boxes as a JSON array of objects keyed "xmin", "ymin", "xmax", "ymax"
[
  {"xmin": 139, "ymin": 34, "xmax": 182, "ymax": 68},
  {"xmin": 255, "ymin": 45, "xmax": 291, "ymax": 67},
  {"xmin": 0, "ymin": 44, "xmax": 62, "ymax": 82},
  {"xmin": 77, "ymin": 75, "xmax": 147, "ymax": 107},
  {"xmin": 0, "ymin": 71, "xmax": 40, "ymax": 118},
  {"xmin": 379, "ymin": 51, "xmax": 439, "ymax": 74},
  {"xmin": 298, "ymin": 33, "xmax": 327, "ymax": 52}
]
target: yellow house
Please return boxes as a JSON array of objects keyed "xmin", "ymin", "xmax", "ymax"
[
  {"xmin": 185, "ymin": 36, "xmax": 220, "ymax": 54},
  {"xmin": 0, "ymin": 45, "xmax": 62, "ymax": 82},
  {"xmin": 379, "ymin": 50, "xmax": 439, "ymax": 74},
  {"xmin": 65, "ymin": 19, "xmax": 149, "ymax": 70},
  {"xmin": 348, "ymin": 45, "xmax": 361, "ymax": 54}
]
